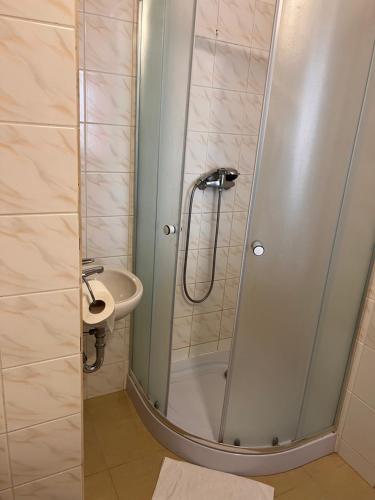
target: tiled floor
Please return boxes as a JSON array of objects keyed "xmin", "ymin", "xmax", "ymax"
[{"xmin": 84, "ymin": 391, "xmax": 375, "ymax": 500}]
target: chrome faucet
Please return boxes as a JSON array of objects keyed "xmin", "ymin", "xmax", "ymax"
[{"xmin": 81, "ymin": 259, "xmax": 104, "ymax": 304}]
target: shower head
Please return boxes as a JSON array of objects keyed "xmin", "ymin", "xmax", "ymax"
[{"xmin": 196, "ymin": 168, "xmax": 239, "ymax": 191}]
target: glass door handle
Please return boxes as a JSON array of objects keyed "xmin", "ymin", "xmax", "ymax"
[{"xmin": 251, "ymin": 241, "xmax": 265, "ymax": 256}]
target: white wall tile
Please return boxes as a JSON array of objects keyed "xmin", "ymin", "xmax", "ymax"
[
  {"xmin": 86, "ymin": 71, "xmax": 133, "ymax": 125},
  {"xmin": 9, "ymin": 415, "xmax": 81, "ymax": 486},
  {"xmin": 172, "ymin": 317, "xmax": 192, "ymax": 349},
  {"xmin": 87, "ymin": 173, "xmax": 131, "ymax": 216},
  {"xmin": 217, "ymin": 0, "xmax": 255, "ymax": 46},
  {"xmin": 14, "ymin": 467, "xmax": 82, "ymax": 500},
  {"xmin": 218, "ymin": 338, "xmax": 232, "ymax": 351},
  {"xmin": 0, "ymin": 289, "xmax": 80, "ymax": 368},
  {"xmin": 172, "ymin": 347, "xmax": 189, "ymax": 363},
  {"xmin": 230, "ymin": 212, "xmax": 248, "ymax": 246},
  {"xmin": 227, "ymin": 245, "xmax": 243, "ymax": 278},
  {"xmin": 174, "ymin": 285, "xmax": 194, "ymax": 318},
  {"xmin": 192, "ymin": 37, "xmax": 215, "ymax": 87},
  {"xmin": 196, "ymin": 247, "xmax": 228, "ymax": 282},
  {"xmin": 87, "ymin": 216, "xmax": 130, "ymax": 257},
  {"xmin": 248, "ymin": 48, "xmax": 269, "ymax": 93},
  {"xmin": 196, "ymin": 0, "xmax": 219, "ymax": 39},
  {"xmin": 252, "ymin": 0, "xmax": 275, "ymax": 50},
  {"xmin": 209, "ymin": 89, "xmax": 244, "ymax": 134},
  {"xmin": 191, "ymin": 312, "xmax": 221, "ymax": 344},
  {"xmin": 342, "ymin": 395, "xmax": 375, "ymax": 467},
  {"xmin": 352, "ymin": 345, "xmax": 375, "ymax": 410},
  {"xmin": 0, "ymin": 215, "xmax": 79, "ymax": 296},
  {"xmin": 213, "ymin": 42, "xmax": 250, "ymax": 91},
  {"xmin": 194, "ymin": 280, "xmax": 225, "ymax": 314},
  {"xmin": 0, "ymin": 436, "xmax": 11, "ymax": 491},
  {"xmin": 86, "ymin": 124, "xmax": 133, "ymax": 172},
  {"xmin": 338, "ymin": 439, "xmax": 375, "ymax": 487},
  {"xmin": 189, "ymin": 341, "xmax": 218, "ymax": 358},
  {"xmin": 206, "ymin": 133, "xmax": 241, "ymax": 169},
  {"xmin": 220, "ymin": 308, "xmax": 236, "ymax": 338},
  {"xmin": 188, "ymin": 86, "xmax": 212, "ymax": 131},
  {"xmin": 185, "ymin": 132, "xmax": 208, "ymax": 174},
  {"xmin": 0, "ymin": 17, "xmax": 76, "ymax": 125},
  {"xmin": 3, "ymin": 356, "xmax": 81, "ymax": 431},
  {"xmin": 0, "ymin": 1, "xmax": 76, "ymax": 25},
  {"xmin": 239, "ymin": 135, "xmax": 258, "ymax": 173},
  {"xmin": 85, "ymin": 361, "xmax": 126, "ymax": 398},
  {"xmin": 224, "ymin": 277, "xmax": 240, "ymax": 309},
  {"xmin": 0, "ymin": 124, "xmax": 78, "ymax": 215},
  {"xmin": 85, "ymin": 14, "xmax": 133, "ymax": 75},
  {"xmin": 85, "ymin": 0, "xmax": 134, "ymax": 21}
]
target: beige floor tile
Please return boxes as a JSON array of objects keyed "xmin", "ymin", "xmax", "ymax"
[
  {"xmin": 253, "ymin": 467, "xmax": 310, "ymax": 497},
  {"xmin": 304, "ymin": 454, "xmax": 375, "ymax": 500},
  {"xmin": 84, "ymin": 470, "xmax": 118, "ymax": 500},
  {"xmin": 95, "ymin": 415, "xmax": 163, "ymax": 468},
  {"xmin": 84, "ymin": 415, "xmax": 107, "ymax": 476},
  {"xmin": 110, "ymin": 450, "xmax": 176, "ymax": 500},
  {"xmin": 276, "ymin": 478, "xmax": 329, "ymax": 500},
  {"xmin": 84, "ymin": 391, "xmax": 136, "ymax": 425}
]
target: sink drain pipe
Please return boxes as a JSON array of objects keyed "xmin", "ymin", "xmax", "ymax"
[{"xmin": 83, "ymin": 326, "xmax": 106, "ymax": 373}]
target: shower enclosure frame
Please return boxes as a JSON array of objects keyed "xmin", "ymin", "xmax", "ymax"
[{"xmin": 129, "ymin": 0, "xmax": 375, "ymax": 474}]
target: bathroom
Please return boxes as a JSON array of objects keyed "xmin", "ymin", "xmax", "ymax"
[{"xmin": 0, "ymin": 0, "xmax": 375, "ymax": 498}]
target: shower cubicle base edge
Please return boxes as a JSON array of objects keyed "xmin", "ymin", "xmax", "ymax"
[{"xmin": 127, "ymin": 372, "xmax": 336, "ymax": 476}]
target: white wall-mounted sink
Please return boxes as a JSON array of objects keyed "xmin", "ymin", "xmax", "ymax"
[{"xmin": 89, "ymin": 268, "xmax": 143, "ymax": 320}]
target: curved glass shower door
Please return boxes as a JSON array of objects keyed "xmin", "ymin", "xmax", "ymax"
[
  {"xmin": 131, "ymin": 0, "xmax": 196, "ymax": 412},
  {"xmin": 221, "ymin": 0, "xmax": 375, "ymax": 448}
]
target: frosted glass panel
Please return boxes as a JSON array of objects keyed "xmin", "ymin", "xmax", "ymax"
[
  {"xmin": 132, "ymin": 0, "xmax": 196, "ymax": 412},
  {"xmin": 222, "ymin": 0, "xmax": 375, "ymax": 447}
]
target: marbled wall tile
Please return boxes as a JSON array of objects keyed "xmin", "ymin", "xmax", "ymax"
[
  {"xmin": 213, "ymin": 42, "xmax": 250, "ymax": 91},
  {"xmin": 189, "ymin": 341, "xmax": 218, "ymax": 358},
  {"xmin": 0, "ymin": 436, "xmax": 11, "ymax": 491},
  {"xmin": 196, "ymin": 0, "xmax": 219, "ymax": 39},
  {"xmin": 176, "ymin": 250, "xmax": 198, "ymax": 286},
  {"xmin": 0, "ymin": 124, "xmax": 78, "ymax": 215},
  {"xmin": 3, "ymin": 356, "xmax": 81, "ymax": 431},
  {"xmin": 94, "ymin": 255, "xmax": 129, "ymax": 271},
  {"xmin": 0, "ymin": 214, "xmax": 79, "ymax": 296},
  {"xmin": 81, "ymin": 170, "xmax": 87, "ymax": 216},
  {"xmin": 87, "ymin": 329, "xmax": 125, "ymax": 364},
  {"xmin": 172, "ymin": 316, "xmax": 192, "ymax": 349},
  {"xmin": 206, "ymin": 133, "xmax": 241, "ymax": 169},
  {"xmin": 227, "ymin": 245, "xmax": 243, "ymax": 278},
  {"xmin": 172, "ymin": 347, "xmax": 189, "ymax": 363},
  {"xmin": 192, "ymin": 37, "xmax": 215, "ymax": 87},
  {"xmin": 86, "ymin": 215, "xmax": 129, "ymax": 257},
  {"xmin": 179, "ymin": 213, "xmax": 201, "ymax": 251},
  {"xmin": 185, "ymin": 132, "xmax": 208, "ymax": 174},
  {"xmin": 202, "ymin": 183, "xmax": 235, "ymax": 213},
  {"xmin": 196, "ymin": 247, "xmax": 228, "ymax": 282},
  {"xmin": 85, "ymin": 14, "xmax": 133, "ymax": 75},
  {"xmin": 79, "ymin": 13, "xmax": 85, "ymax": 70},
  {"xmin": 220, "ymin": 308, "xmax": 236, "ymax": 338},
  {"xmin": 85, "ymin": 361, "xmax": 126, "ymax": 398},
  {"xmin": 191, "ymin": 311, "xmax": 221, "ymax": 344},
  {"xmin": 81, "ymin": 216, "xmax": 87, "ymax": 258},
  {"xmin": 358, "ymin": 298, "xmax": 374, "ymax": 343},
  {"xmin": 86, "ymin": 124, "xmax": 133, "ymax": 172},
  {"xmin": 86, "ymin": 72, "xmax": 133, "ymax": 125},
  {"xmin": 224, "ymin": 277, "xmax": 240, "ymax": 309},
  {"xmin": 209, "ymin": 89, "xmax": 244, "ymax": 134},
  {"xmin": 218, "ymin": 338, "xmax": 232, "ymax": 351},
  {"xmin": 239, "ymin": 135, "xmax": 258, "ymax": 173},
  {"xmin": 86, "ymin": 173, "xmax": 130, "ymax": 216},
  {"xmin": 181, "ymin": 174, "xmax": 203, "ymax": 214},
  {"xmin": 248, "ymin": 48, "xmax": 269, "ymax": 94},
  {"xmin": 194, "ymin": 280, "xmax": 225, "ymax": 314},
  {"xmin": 0, "ymin": 377, "xmax": 5, "ymax": 434},
  {"xmin": 242, "ymin": 93, "xmax": 263, "ymax": 134},
  {"xmin": 230, "ymin": 211, "xmax": 247, "ymax": 246},
  {"xmin": 14, "ymin": 467, "xmax": 82, "ymax": 500},
  {"xmin": 188, "ymin": 86, "xmax": 212, "ymax": 131},
  {"xmin": 0, "ymin": 17, "xmax": 76, "ymax": 125},
  {"xmin": 234, "ymin": 174, "xmax": 253, "ymax": 210},
  {"xmin": 79, "ymin": 70, "xmax": 85, "ymax": 122},
  {"xmin": 0, "ymin": 490, "xmax": 12, "ymax": 500},
  {"xmin": 85, "ymin": 0, "xmax": 134, "ymax": 22},
  {"xmin": 8, "ymin": 414, "xmax": 81, "ymax": 485},
  {"xmin": 0, "ymin": 0, "xmax": 75, "ymax": 26},
  {"xmin": 217, "ymin": 0, "xmax": 255, "ymax": 46},
  {"xmin": 174, "ymin": 285, "xmax": 194, "ymax": 318},
  {"xmin": 199, "ymin": 212, "xmax": 232, "ymax": 248},
  {"xmin": 0, "ymin": 289, "xmax": 80, "ymax": 368},
  {"xmin": 252, "ymin": 0, "xmax": 275, "ymax": 51}
]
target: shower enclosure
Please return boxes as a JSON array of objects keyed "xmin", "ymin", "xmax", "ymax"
[{"xmin": 129, "ymin": 0, "xmax": 375, "ymax": 474}]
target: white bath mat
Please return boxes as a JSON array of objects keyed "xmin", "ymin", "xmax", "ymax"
[{"xmin": 152, "ymin": 458, "xmax": 274, "ymax": 499}]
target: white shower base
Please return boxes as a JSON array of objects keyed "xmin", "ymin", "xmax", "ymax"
[{"xmin": 167, "ymin": 351, "xmax": 230, "ymax": 441}]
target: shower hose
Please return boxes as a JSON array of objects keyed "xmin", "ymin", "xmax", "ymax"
[{"xmin": 183, "ymin": 183, "xmax": 222, "ymax": 303}]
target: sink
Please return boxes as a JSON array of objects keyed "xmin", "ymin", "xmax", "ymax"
[{"xmin": 89, "ymin": 268, "xmax": 143, "ymax": 320}]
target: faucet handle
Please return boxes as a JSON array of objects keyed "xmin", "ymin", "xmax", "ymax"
[{"xmin": 82, "ymin": 257, "xmax": 95, "ymax": 265}]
